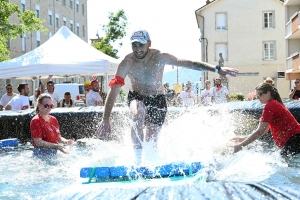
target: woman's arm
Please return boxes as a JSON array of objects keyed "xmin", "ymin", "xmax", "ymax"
[
  {"xmin": 232, "ymin": 122, "xmax": 269, "ymax": 153},
  {"xmin": 59, "ymin": 136, "xmax": 74, "ymax": 146},
  {"xmin": 33, "ymin": 137, "xmax": 70, "ymax": 154}
]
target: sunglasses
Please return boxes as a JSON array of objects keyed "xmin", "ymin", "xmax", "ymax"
[
  {"xmin": 256, "ymin": 91, "xmax": 267, "ymax": 98},
  {"xmin": 266, "ymin": 81, "xmax": 273, "ymax": 83},
  {"xmin": 6, "ymin": 88, "xmax": 12, "ymax": 90},
  {"xmin": 39, "ymin": 103, "xmax": 55, "ymax": 109}
]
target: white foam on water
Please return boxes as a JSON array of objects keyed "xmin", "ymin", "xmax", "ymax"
[{"xmin": 1, "ymin": 106, "xmax": 300, "ymax": 199}]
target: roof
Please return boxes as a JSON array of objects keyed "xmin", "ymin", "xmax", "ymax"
[{"xmin": 195, "ymin": 0, "xmax": 284, "ymax": 13}]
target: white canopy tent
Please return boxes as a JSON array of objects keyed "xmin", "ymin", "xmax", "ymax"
[{"xmin": 0, "ymin": 26, "xmax": 120, "ymax": 91}]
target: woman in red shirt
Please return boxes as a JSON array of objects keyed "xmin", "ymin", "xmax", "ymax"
[
  {"xmin": 232, "ymin": 83, "xmax": 300, "ymax": 157},
  {"xmin": 30, "ymin": 93, "xmax": 74, "ymax": 157}
]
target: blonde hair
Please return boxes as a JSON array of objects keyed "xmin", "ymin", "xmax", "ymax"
[{"xmin": 35, "ymin": 93, "xmax": 52, "ymax": 113}]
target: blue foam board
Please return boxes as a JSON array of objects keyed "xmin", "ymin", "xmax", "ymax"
[
  {"xmin": 110, "ymin": 166, "xmax": 128, "ymax": 178},
  {"xmin": 155, "ymin": 164, "xmax": 173, "ymax": 177},
  {"xmin": 0, "ymin": 139, "xmax": 18, "ymax": 147}
]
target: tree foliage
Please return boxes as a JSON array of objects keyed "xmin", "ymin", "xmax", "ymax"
[
  {"xmin": 0, "ymin": 0, "xmax": 46, "ymax": 62},
  {"xmin": 92, "ymin": 10, "xmax": 128, "ymax": 59}
]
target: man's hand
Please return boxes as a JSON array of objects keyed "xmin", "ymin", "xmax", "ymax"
[
  {"xmin": 233, "ymin": 144, "xmax": 242, "ymax": 154},
  {"xmin": 95, "ymin": 119, "xmax": 111, "ymax": 139},
  {"xmin": 218, "ymin": 67, "xmax": 239, "ymax": 78}
]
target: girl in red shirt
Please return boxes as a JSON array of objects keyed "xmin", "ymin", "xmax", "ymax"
[
  {"xmin": 30, "ymin": 93, "xmax": 74, "ymax": 157},
  {"xmin": 232, "ymin": 83, "xmax": 300, "ymax": 157}
]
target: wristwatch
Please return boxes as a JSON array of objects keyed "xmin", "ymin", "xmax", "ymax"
[{"xmin": 215, "ymin": 65, "xmax": 221, "ymax": 73}]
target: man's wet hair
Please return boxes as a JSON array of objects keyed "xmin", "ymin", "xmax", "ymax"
[{"xmin": 17, "ymin": 84, "xmax": 28, "ymax": 93}]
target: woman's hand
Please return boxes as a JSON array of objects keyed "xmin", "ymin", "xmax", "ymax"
[
  {"xmin": 56, "ymin": 144, "xmax": 69, "ymax": 154},
  {"xmin": 66, "ymin": 139, "xmax": 74, "ymax": 146},
  {"xmin": 230, "ymin": 136, "xmax": 246, "ymax": 143}
]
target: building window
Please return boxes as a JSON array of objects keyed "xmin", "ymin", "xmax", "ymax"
[
  {"xmin": 63, "ymin": 17, "xmax": 66, "ymax": 26},
  {"xmin": 21, "ymin": 34, "xmax": 26, "ymax": 52},
  {"xmin": 48, "ymin": 10, "xmax": 53, "ymax": 26},
  {"xmin": 82, "ymin": 25, "xmax": 85, "ymax": 37},
  {"xmin": 70, "ymin": 0, "xmax": 73, "ymax": 9},
  {"xmin": 63, "ymin": 0, "xmax": 66, "ymax": 6},
  {"xmin": 49, "ymin": 32, "xmax": 52, "ymax": 39},
  {"xmin": 82, "ymin": 4, "xmax": 84, "ymax": 15},
  {"xmin": 216, "ymin": 13, "xmax": 227, "ymax": 30},
  {"xmin": 55, "ymin": 14, "xmax": 59, "ymax": 28},
  {"xmin": 70, "ymin": 20, "xmax": 73, "ymax": 32},
  {"xmin": 215, "ymin": 43, "xmax": 228, "ymax": 61},
  {"xmin": 21, "ymin": 0, "xmax": 25, "ymax": 13},
  {"xmin": 76, "ymin": 1, "xmax": 79, "ymax": 12},
  {"xmin": 263, "ymin": 41, "xmax": 276, "ymax": 60},
  {"xmin": 263, "ymin": 11, "xmax": 274, "ymax": 29},
  {"xmin": 76, "ymin": 23, "xmax": 79, "ymax": 36},
  {"xmin": 36, "ymin": 31, "xmax": 40, "ymax": 47},
  {"xmin": 36, "ymin": 5, "xmax": 40, "ymax": 18}
]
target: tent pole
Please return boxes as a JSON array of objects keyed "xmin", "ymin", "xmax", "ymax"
[{"xmin": 105, "ymin": 73, "xmax": 108, "ymax": 93}]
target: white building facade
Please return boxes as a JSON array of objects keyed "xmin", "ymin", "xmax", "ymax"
[
  {"xmin": 195, "ymin": 0, "xmax": 289, "ymax": 98},
  {"xmin": 285, "ymin": 0, "xmax": 300, "ymax": 87}
]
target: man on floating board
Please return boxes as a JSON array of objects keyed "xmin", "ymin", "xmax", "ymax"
[{"xmin": 96, "ymin": 30, "xmax": 238, "ymax": 159}]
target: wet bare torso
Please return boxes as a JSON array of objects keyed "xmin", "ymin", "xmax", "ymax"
[{"xmin": 122, "ymin": 49, "xmax": 165, "ymax": 96}]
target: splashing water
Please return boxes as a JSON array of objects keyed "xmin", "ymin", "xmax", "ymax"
[{"xmin": 0, "ymin": 106, "xmax": 299, "ymax": 199}]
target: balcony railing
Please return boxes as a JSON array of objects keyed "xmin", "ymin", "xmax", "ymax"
[
  {"xmin": 286, "ymin": 11, "xmax": 300, "ymax": 37},
  {"xmin": 286, "ymin": 52, "xmax": 299, "ymax": 71}
]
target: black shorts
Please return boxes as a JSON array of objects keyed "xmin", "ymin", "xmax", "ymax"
[
  {"xmin": 280, "ymin": 134, "xmax": 300, "ymax": 157},
  {"xmin": 127, "ymin": 91, "xmax": 167, "ymax": 126}
]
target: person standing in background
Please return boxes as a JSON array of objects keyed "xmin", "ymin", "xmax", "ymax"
[
  {"xmin": 86, "ymin": 80, "xmax": 103, "ymax": 107},
  {"xmin": 60, "ymin": 92, "xmax": 75, "ymax": 108},
  {"xmin": 5, "ymin": 84, "xmax": 30, "ymax": 110},
  {"xmin": 212, "ymin": 77, "xmax": 229, "ymax": 104},
  {"xmin": 264, "ymin": 77, "xmax": 278, "ymax": 92},
  {"xmin": 178, "ymin": 81, "xmax": 196, "ymax": 107},
  {"xmin": 41, "ymin": 75, "xmax": 60, "ymax": 108},
  {"xmin": 200, "ymin": 80, "xmax": 213, "ymax": 106},
  {"xmin": 289, "ymin": 78, "xmax": 300, "ymax": 100},
  {"xmin": 0, "ymin": 84, "xmax": 18, "ymax": 111}
]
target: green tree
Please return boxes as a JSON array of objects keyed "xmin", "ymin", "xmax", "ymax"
[
  {"xmin": 0, "ymin": 0, "xmax": 46, "ymax": 62},
  {"xmin": 92, "ymin": 9, "xmax": 128, "ymax": 59}
]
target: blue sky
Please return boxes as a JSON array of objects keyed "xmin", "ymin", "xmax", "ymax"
[{"xmin": 87, "ymin": 0, "xmax": 206, "ymax": 69}]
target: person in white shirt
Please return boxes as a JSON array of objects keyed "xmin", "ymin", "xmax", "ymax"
[
  {"xmin": 212, "ymin": 77, "xmax": 229, "ymax": 104},
  {"xmin": 5, "ymin": 83, "xmax": 30, "ymax": 110},
  {"xmin": 178, "ymin": 81, "xmax": 195, "ymax": 107},
  {"xmin": 0, "ymin": 84, "xmax": 18, "ymax": 111},
  {"xmin": 200, "ymin": 80, "xmax": 213, "ymax": 106},
  {"xmin": 41, "ymin": 75, "xmax": 60, "ymax": 108},
  {"xmin": 86, "ymin": 80, "xmax": 103, "ymax": 107},
  {"xmin": 60, "ymin": 92, "xmax": 75, "ymax": 108}
]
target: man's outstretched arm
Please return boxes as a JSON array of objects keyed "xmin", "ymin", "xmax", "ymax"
[
  {"xmin": 96, "ymin": 61, "xmax": 128, "ymax": 139},
  {"xmin": 161, "ymin": 53, "xmax": 238, "ymax": 78}
]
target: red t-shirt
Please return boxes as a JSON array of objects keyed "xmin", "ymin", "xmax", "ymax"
[
  {"xmin": 260, "ymin": 99, "xmax": 300, "ymax": 148},
  {"xmin": 30, "ymin": 114, "xmax": 61, "ymax": 147}
]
